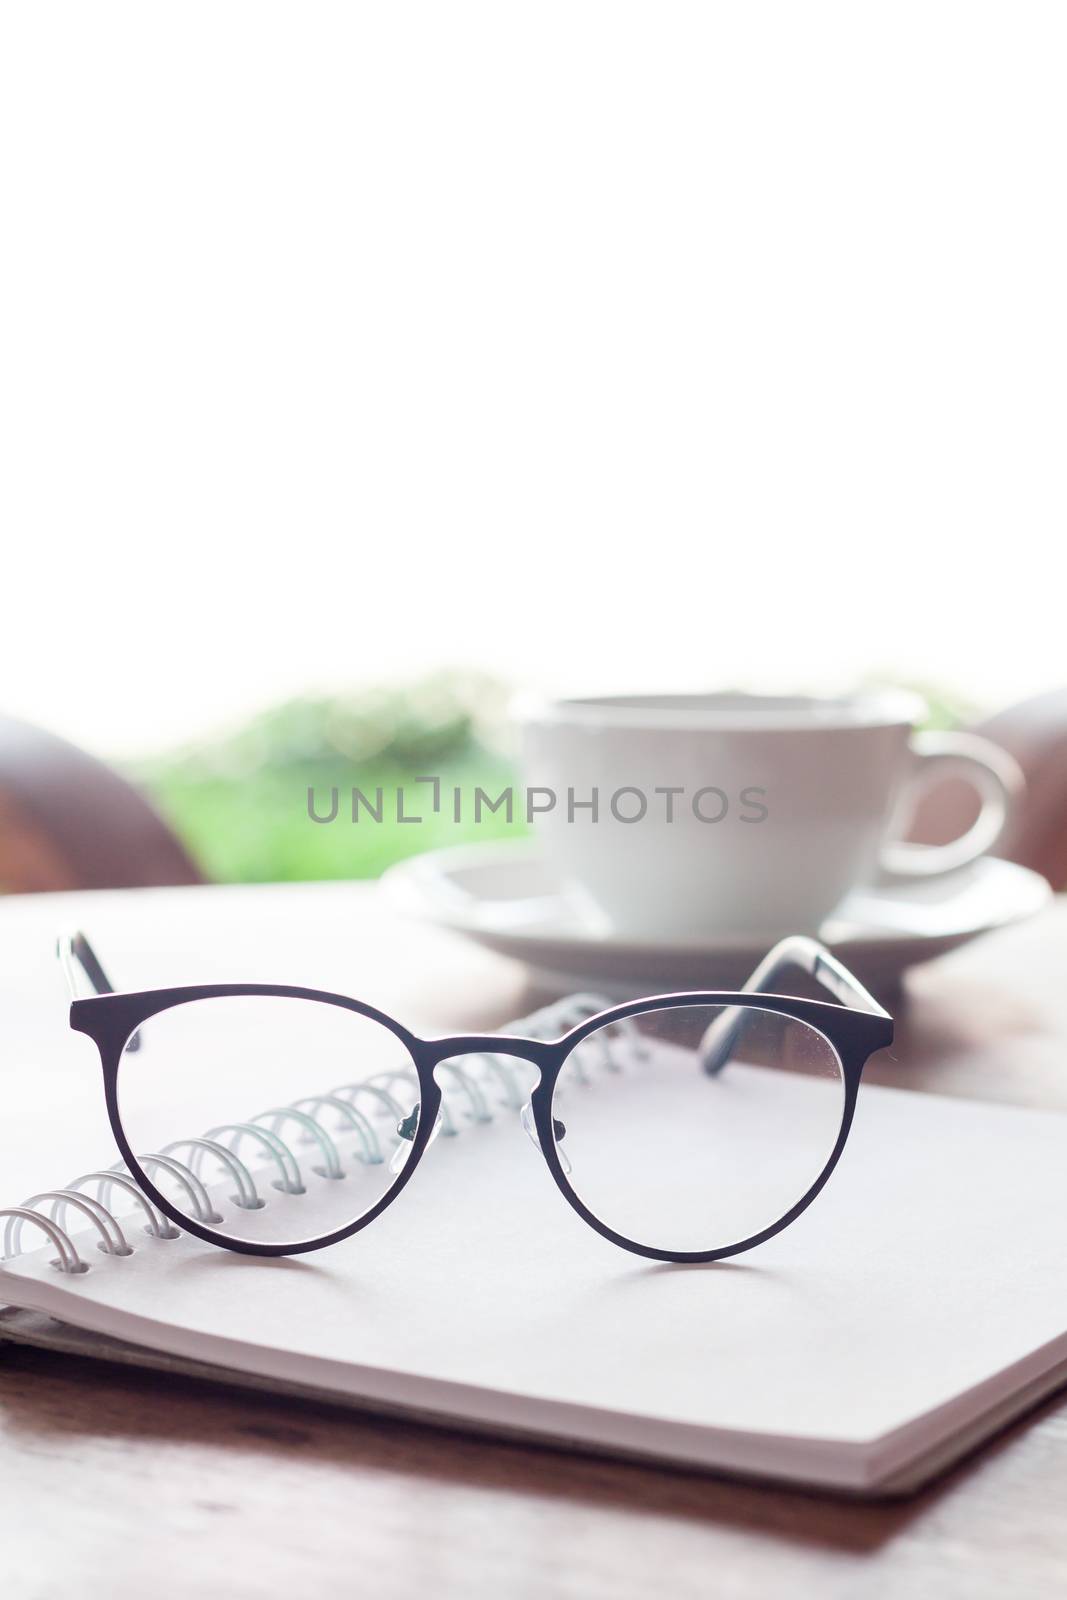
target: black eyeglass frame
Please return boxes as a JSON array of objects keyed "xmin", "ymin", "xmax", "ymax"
[{"xmin": 61, "ymin": 932, "xmax": 893, "ymax": 1265}]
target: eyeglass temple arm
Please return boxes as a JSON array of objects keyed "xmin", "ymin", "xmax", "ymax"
[
  {"xmin": 700, "ymin": 935, "xmax": 889, "ymax": 1076},
  {"xmin": 57, "ymin": 930, "xmax": 142, "ymax": 1050}
]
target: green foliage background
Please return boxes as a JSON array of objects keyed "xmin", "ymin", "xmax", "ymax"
[{"xmin": 134, "ymin": 676, "xmax": 527, "ymax": 883}]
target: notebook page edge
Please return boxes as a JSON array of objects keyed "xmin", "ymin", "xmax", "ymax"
[{"xmin": 0, "ymin": 1260, "xmax": 883, "ymax": 1491}]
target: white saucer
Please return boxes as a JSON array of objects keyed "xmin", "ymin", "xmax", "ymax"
[{"xmin": 382, "ymin": 840, "xmax": 1051, "ymax": 999}]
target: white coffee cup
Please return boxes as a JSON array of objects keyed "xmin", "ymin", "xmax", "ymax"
[{"xmin": 517, "ymin": 691, "xmax": 1023, "ymax": 939}]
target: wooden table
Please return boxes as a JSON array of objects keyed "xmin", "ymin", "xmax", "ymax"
[{"xmin": 2, "ymin": 882, "xmax": 1066, "ymax": 1599}]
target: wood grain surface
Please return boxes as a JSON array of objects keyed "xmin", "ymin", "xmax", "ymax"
[{"xmin": 1, "ymin": 883, "xmax": 1066, "ymax": 1599}]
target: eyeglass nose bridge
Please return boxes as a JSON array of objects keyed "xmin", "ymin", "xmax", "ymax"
[
  {"xmin": 422, "ymin": 1033, "xmax": 557, "ymax": 1078},
  {"xmin": 421, "ymin": 1033, "xmax": 563, "ymax": 1163}
]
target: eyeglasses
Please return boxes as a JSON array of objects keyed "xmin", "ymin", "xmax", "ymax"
[{"xmin": 59, "ymin": 931, "xmax": 892, "ymax": 1264}]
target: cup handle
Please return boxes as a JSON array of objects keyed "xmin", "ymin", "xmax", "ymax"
[{"xmin": 879, "ymin": 730, "xmax": 1024, "ymax": 879}]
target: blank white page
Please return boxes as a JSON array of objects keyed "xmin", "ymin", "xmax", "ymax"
[{"xmin": 3, "ymin": 1073, "xmax": 1067, "ymax": 1491}]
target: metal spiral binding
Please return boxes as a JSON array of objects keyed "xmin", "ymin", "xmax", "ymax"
[{"xmin": 0, "ymin": 990, "xmax": 629, "ymax": 1275}]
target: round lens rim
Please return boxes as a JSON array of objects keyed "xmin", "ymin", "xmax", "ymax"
[
  {"xmin": 98, "ymin": 985, "xmax": 442, "ymax": 1258},
  {"xmin": 539, "ymin": 997, "xmax": 862, "ymax": 1264}
]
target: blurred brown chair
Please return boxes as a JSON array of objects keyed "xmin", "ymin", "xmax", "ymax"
[
  {"xmin": 911, "ymin": 689, "xmax": 1067, "ymax": 890},
  {"xmin": 0, "ymin": 714, "xmax": 204, "ymax": 893}
]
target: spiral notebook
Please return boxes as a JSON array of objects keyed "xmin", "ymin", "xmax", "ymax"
[{"xmin": 3, "ymin": 989, "xmax": 1067, "ymax": 1496}]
